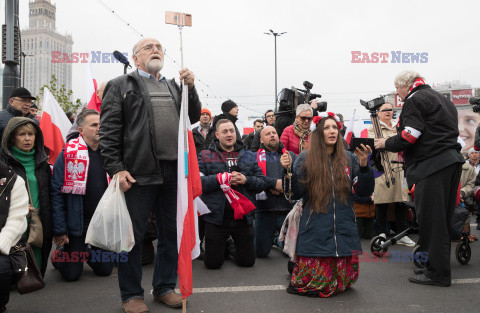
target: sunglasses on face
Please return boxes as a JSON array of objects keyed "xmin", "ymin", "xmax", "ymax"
[{"xmin": 299, "ymin": 116, "xmax": 312, "ymax": 122}]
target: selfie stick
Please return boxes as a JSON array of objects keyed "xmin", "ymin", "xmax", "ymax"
[{"xmin": 166, "ymin": 12, "xmax": 191, "ymax": 313}]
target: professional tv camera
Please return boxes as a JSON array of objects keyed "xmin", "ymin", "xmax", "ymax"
[
  {"xmin": 275, "ymin": 81, "xmax": 326, "ymax": 136},
  {"xmin": 360, "ymin": 96, "xmax": 385, "ymax": 112},
  {"xmin": 469, "ymin": 97, "xmax": 480, "ymax": 113}
]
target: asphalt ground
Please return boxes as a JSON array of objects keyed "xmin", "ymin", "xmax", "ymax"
[{"xmin": 7, "ymin": 226, "xmax": 480, "ymax": 313}]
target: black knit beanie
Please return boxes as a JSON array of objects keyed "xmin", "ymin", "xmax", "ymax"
[{"xmin": 221, "ymin": 100, "xmax": 237, "ymax": 113}]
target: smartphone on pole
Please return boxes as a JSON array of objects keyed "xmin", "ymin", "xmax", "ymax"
[{"xmin": 165, "ymin": 11, "xmax": 192, "ymax": 26}]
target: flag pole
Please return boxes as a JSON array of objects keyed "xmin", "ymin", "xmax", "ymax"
[
  {"xmin": 177, "ymin": 14, "xmax": 189, "ymax": 313},
  {"xmin": 177, "ymin": 14, "xmax": 189, "ymax": 179}
]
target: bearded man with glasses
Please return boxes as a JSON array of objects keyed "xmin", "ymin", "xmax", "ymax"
[
  {"xmin": 280, "ymin": 104, "xmax": 313, "ymax": 155},
  {"xmin": 100, "ymin": 37, "xmax": 201, "ymax": 313}
]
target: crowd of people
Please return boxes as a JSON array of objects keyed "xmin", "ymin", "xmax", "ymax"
[{"xmin": 0, "ymin": 36, "xmax": 478, "ymax": 313}]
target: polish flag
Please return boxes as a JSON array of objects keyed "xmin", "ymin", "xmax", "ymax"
[
  {"xmin": 359, "ymin": 124, "xmax": 369, "ymax": 138},
  {"xmin": 177, "ymin": 87, "xmax": 207, "ymax": 299},
  {"xmin": 344, "ymin": 109, "xmax": 356, "ymax": 145},
  {"xmin": 40, "ymin": 87, "xmax": 72, "ymax": 164},
  {"xmin": 86, "ymin": 64, "xmax": 102, "ymax": 112}
]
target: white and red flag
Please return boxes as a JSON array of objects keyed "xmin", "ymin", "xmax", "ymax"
[
  {"xmin": 344, "ymin": 109, "xmax": 356, "ymax": 145},
  {"xmin": 86, "ymin": 64, "xmax": 102, "ymax": 112},
  {"xmin": 40, "ymin": 87, "xmax": 72, "ymax": 165},
  {"xmin": 177, "ymin": 88, "xmax": 206, "ymax": 299}
]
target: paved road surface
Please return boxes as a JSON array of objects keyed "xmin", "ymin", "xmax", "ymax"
[{"xmin": 7, "ymin": 228, "xmax": 480, "ymax": 313}]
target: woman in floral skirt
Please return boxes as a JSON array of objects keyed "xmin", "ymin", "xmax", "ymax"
[{"xmin": 280, "ymin": 112, "xmax": 374, "ymax": 297}]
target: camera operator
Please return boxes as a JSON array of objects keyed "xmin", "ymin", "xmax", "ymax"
[{"xmin": 374, "ymin": 70, "xmax": 464, "ymax": 287}]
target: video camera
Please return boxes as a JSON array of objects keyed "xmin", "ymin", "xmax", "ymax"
[
  {"xmin": 277, "ymin": 81, "xmax": 326, "ymax": 115},
  {"xmin": 469, "ymin": 97, "xmax": 480, "ymax": 113},
  {"xmin": 360, "ymin": 96, "xmax": 386, "ymax": 112}
]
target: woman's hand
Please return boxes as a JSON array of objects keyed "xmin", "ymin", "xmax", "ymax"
[{"xmin": 355, "ymin": 144, "xmax": 372, "ymax": 167}]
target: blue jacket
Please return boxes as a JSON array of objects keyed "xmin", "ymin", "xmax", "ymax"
[
  {"xmin": 291, "ymin": 151, "xmax": 374, "ymax": 257},
  {"xmin": 199, "ymin": 141, "xmax": 268, "ymax": 226},
  {"xmin": 50, "ymin": 148, "xmax": 107, "ymax": 237}
]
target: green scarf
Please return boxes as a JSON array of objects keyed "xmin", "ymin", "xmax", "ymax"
[{"xmin": 11, "ymin": 146, "xmax": 39, "ymax": 209}]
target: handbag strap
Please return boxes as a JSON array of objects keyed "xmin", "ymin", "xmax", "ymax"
[{"xmin": 25, "ymin": 178, "xmax": 33, "ymax": 206}]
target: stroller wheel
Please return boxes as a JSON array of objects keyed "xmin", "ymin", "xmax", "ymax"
[
  {"xmin": 412, "ymin": 245, "xmax": 428, "ymax": 268},
  {"xmin": 455, "ymin": 241, "xmax": 471, "ymax": 265},
  {"xmin": 370, "ymin": 236, "xmax": 387, "ymax": 257}
]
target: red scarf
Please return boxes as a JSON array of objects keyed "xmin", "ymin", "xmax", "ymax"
[
  {"xmin": 61, "ymin": 136, "xmax": 90, "ymax": 195},
  {"xmin": 217, "ymin": 172, "xmax": 255, "ymax": 219},
  {"xmin": 256, "ymin": 148, "xmax": 287, "ymax": 175},
  {"xmin": 409, "ymin": 78, "xmax": 425, "ymax": 92}
]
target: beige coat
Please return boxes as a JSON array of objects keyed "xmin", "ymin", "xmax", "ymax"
[
  {"xmin": 460, "ymin": 162, "xmax": 476, "ymax": 198},
  {"xmin": 368, "ymin": 120, "xmax": 408, "ymax": 204}
]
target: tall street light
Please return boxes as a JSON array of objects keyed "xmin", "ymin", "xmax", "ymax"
[{"xmin": 264, "ymin": 29, "xmax": 286, "ymax": 112}]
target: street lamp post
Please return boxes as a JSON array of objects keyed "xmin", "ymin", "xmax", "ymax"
[{"xmin": 264, "ymin": 29, "xmax": 286, "ymax": 112}]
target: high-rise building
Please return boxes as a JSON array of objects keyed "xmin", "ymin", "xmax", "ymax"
[{"xmin": 21, "ymin": 0, "xmax": 73, "ymax": 98}]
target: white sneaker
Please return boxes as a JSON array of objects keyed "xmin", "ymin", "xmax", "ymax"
[{"xmin": 397, "ymin": 236, "xmax": 415, "ymax": 247}]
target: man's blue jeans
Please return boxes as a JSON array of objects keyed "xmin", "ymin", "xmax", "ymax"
[
  {"xmin": 118, "ymin": 161, "xmax": 178, "ymax": 302},
  {"xmin": 254, "ymin": 210, "xmax": 288, "ymax": 258}
]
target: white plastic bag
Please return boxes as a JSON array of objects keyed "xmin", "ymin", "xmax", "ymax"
[{"xmin": 85, "ymin": 176, "xmax": 135, "ymax": 253}]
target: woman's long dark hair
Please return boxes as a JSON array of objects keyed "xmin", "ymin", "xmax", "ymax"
[{"xmin": 302, "ymin": 117, "xmax": 350, "ymax": 214}]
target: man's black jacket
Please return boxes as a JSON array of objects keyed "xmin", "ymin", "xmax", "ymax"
[
  {"xmin": 385, "ymin": 84, "xmax": 463, "ymax": 184},
  {"xmin": 99, "ymin": 70, "xmax": 201, "ymax": 185}
]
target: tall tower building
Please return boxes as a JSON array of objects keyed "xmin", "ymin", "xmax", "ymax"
[{"xmin": 21, "ymin": 0, "xmax": 73, "ymax": 98}]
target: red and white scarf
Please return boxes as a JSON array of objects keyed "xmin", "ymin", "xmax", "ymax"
[
  {"xmin": 256, "ymin": 148, "xmax": 287, "ymax": 200},
  {"xmin": 409, "ymin": 78, "xmax": 425, "ymax": 92},
  {"xmin": 217, "ymin": 172, "xmax": 256, "ymax": 219},
  {"xmin": 61, "ymin": 136, "xmax": 90, "ymax": 195}
]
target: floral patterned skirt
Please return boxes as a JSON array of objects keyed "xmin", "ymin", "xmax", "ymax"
[{"xmin": 288, "ymin": 256, "xmax": 359, "ymax": 298}]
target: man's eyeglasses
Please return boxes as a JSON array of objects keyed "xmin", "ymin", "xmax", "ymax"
[
  {"xmin": 299, "ymin": 116, "xmax": 313, "ymax": 122},
  {"xmin": 135, "ymin": 44, "xmax": 165, "ymax": 55},
  {"xmin": 12, "ymin": 97, "xmax": 32, "ymax": 103},
  {"xmin": 379, "ymin": 109, "xmax": 393, "ymax": 112}
]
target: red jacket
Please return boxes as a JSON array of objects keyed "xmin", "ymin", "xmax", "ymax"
[{"xmin": 280, "ymin": 125, "xmax": 310, "ymax": 155}]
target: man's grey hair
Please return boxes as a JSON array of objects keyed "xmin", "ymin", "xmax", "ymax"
[
  {"xmin": 394, "ymin": 70, "xmax": 425, "ymax": 88},
  {"xmin": 296, "ymin": 103, "xmax": 313, "ymax": 116},
  {"xmin": 76, "ymin": 109, "xmax": 99, "ymax": 127}
]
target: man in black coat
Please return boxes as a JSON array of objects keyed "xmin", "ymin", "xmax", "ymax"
[
  {"xmin": 198, "ymin": 119, "xmax": 267, "ymax": 269},
  {"xmin": 193, "ymin": 108, "xmax": 213, "ymax": 155},
  {"xmin": 243, "ymin": 119, "xmax": 263, "ymax": 150},
  {"xmin": 100, "ymin": 37, "xmax": 201, "ymax": 312},
  {"xmin": 375, "ymin": 71, "xmax": 464, "ymax": 287},
  {"xmin": 207, "ymin": 100, "xmax": 243, "ymax": 146},
  {"xmin": 0, "ymin": 87, "xmax": 39, "ymax": 140}
]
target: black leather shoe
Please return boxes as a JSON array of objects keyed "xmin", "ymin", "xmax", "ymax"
[
  {"xmin": 408, "ymin": 274, "xmax": 451, "ymax": 287},
  {"xmin": 413, "ymin": 268, "xmax": 426, "ymax": 275}
]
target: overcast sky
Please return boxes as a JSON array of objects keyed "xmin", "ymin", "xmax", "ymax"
[{"xmin": 3, "ymin": 0, "xmax": 480, "ymax": 122}]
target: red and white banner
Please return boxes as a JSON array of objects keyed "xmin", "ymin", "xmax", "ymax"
[
  {"xmin": 452, "ymin": 89, "xmax": 472, "ymax": 106},
  {"xmin": 177, "ymin": 89, "xmax": 206, "ymax": 299},
  {"xmin": 40, "ymin": 87, "xmax": 73, "ymax": 164},
  {"xmin": 86, "ymin": 64, "xmax": 102, "ymax": 112}
]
